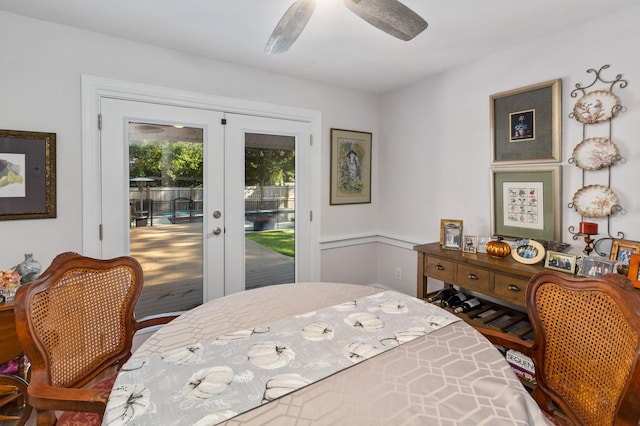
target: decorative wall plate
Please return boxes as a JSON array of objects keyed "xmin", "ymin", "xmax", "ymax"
[
  {"xmin": 572, "ymin": 185, "xmax": 619, "ymax": 218},
  {"xmin": 573, "ymin": 90, "xmax": 619, "ymax": 124},
  {"xmin": 571, "ymin": 137, "xmax": 619, "ymax": 170},
  {"xmin": 511, "ymin": 239, "xmax": 546, "ymax": 265}
]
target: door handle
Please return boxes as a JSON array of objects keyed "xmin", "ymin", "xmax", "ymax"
[{"xmin": 208, "ymin": 227, "xmax": 222, "ymax": 237}]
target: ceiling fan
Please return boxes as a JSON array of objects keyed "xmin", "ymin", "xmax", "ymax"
[{"xmin": 265, "ymin": 0, "xmax": 428, "ymax": 54}]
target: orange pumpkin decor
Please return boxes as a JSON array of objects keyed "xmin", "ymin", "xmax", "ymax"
[{"xmin": 485, "ymin": 237, "xmax": 512, "ymax": 258}]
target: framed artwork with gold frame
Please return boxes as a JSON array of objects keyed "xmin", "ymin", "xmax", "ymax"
[
  {"xmin": 0, "ymin": 129, "xmax": 56, "ymax": 220},
  {"xmin": 330, "ymin": 128, "xmax": 372, "ymax": 205},
  {"xmin": 490, "ymin": 79, "xmax": 562, "ymax": 165},
  {"xmin": 440, "ymin": 219, "xmax": 463, "ymax": 250}
]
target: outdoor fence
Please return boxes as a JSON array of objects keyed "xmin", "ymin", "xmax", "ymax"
[{"xmin": 130, "ymin": 185, "xmax": 295, "ymax": 230}]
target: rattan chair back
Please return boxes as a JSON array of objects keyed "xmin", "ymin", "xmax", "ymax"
[
  {"xmin": 527, "ymin": 271, "xmax": 640, "ymax": 426},
  {"xmin": 13, "ymin": 252, "xmax": 150, "ymax": 424}
]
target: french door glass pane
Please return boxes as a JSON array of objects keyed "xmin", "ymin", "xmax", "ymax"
[
  {"xmin": 244, "ymin": 133, "xmax": 295, "ymax": 290},
  {"xmin": 128, "ymin": 122, "xmax": 204, "ymax": 317}
]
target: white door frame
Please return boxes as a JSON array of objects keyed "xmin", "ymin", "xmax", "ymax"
[{"xmin": 81, "ymin": 75, "xmax": 321, "ymax": 282}]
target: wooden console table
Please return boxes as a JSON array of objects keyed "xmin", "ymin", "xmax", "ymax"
[
  {"xmin": 0, "ymin": 301, "xmax": 31, "ymax": 425},
  {"xmin": 414, "ymin": 242, "xmax": 547, "ymax": 342},
  {"xmin": 414, "ymin": 242, "xmax": 545, "ymax": 306}
]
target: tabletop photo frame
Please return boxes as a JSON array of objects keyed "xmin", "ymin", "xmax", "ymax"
[
  {"xmin": 440, "ymin": 219, "xmax": 463, "ymax": 251},
  {"xmin": 627, "ymin": 254, "xmax": 640, "ymax": 289},
  {"xmin": 330, "ymin": 128, "xmax": 372, "ymax": 205},
  {"xmin": 490, "ymin": 165, "xmax": 561, "ymax": 241},
  {"xmin": 579, "ymin": 256, "xmax": 617, "ymax": 278},
  {"xmin": 0, "ymin": 129, "xmax": 56, "ymax": 220},
  {"xmin": 544, "ymin": 250, "xmax": 577, "ymax": 274},
  {"xmin": 490, "ymin": 79, "xmax": 562, "ymax": 165},
  {"xmin": 609, "ymin": 239, "xmax": 640, "ymax": 266}
]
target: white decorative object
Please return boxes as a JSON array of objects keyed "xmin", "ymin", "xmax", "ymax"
[
  {"xmin": 571, "ymin": 137, "xmax": 619, "ymax": 171},
  {"xmin": 572, "ymin": 90, "xmax": 619, "ymax": 124},
  {"xmin": 572, "ymin": 185, "xmax": 619, "ymax": 218}
]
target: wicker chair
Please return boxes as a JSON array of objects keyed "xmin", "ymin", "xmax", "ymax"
[
  {"xmin": 480, "ymin": 271, "xmax": 640, "ymax": 426},
  {"xmin": 13, "ymin": 252, "xmax": 178, "ymax": 426}
]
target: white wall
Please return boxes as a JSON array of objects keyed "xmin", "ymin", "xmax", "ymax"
[
  {"xmin": 0, "ymin": 11, "xmax": 379, "ymax": 272},
  {"xmin": 2, "ymin": 6, "xmax": 639, "ymax": 293},
  {"xmin": 375, "ymin": 4, "xmax": 640, "ymax": 293}
]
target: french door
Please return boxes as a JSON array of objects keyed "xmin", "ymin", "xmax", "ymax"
[{"xmin": 98, "ymin": 98, "xmax": 313, "ymax": 316}]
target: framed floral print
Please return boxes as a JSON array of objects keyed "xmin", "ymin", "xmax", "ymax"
[{"xmin": 330, "ymin": 128, "xmax": 372, "ymax": 205}]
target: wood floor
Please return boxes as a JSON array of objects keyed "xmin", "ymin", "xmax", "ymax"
[{"xmin": 130, "ymin": 222, "xmax": 294, "ymax": 318}]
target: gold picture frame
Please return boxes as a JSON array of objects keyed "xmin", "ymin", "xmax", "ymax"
[
  {"xmin": 609, "ymin": 239, "xmax": 640, "ymax": 266},
  {"xmin": 440, "ymin": 219, "xmax": 463, "ymax": 250},
  {"xmin": 330, "ymin": 128, "xmax": 372, "ymax": 205},
  {"xmin": 544, "ymin": 251, "xmax": 577, "ymax": 274},
  {"xmin": 490, "ymin": 79, "xmax": 562, "ymax": 165},
  {"xmin": 0, "ymin": 129, "xmax": 56, "ymax": 220}
]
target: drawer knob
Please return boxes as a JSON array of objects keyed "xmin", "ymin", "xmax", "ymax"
[
  {"xmin": 507, "ymin": 284, "xmax": 521, "ymax": 292},
  {"xmin": 435, "ymin": 264, "xmax": 445, "ymax": 271},
  {"xmin": 467, "ymin": 273, "xmax": 478, "ymax": 280}
]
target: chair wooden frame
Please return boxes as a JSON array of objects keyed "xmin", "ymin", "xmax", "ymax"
[
  {"xmin": 480, "ymin": 271, "xmax": 640, "ymax": 426},
  {"xmin": 13, "ymin": 252, "xmax": 177, "ymax": 425}
]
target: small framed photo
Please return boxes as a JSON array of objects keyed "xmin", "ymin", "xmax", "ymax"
[
  {"xmin": 477, "ymin": 236, "xmax": 491, "ymax": 253},
  {"xmin": 610, "ymin": 239, "xmax": 640, "ymax": 266},
  {"xmin": 440, "ymin": 219, "xmax": 463, "ymax": 251},
  {"xmin": 626, "ymin": 254, "xmax": 640, "ymax": 289},
  {"xmin": 544, "ymin": 251, "xmax": 577, "ymax": 274},
  {"xmin": 462, "ymin": 235, "xmax": 478, "ymax": 253},
  {"xmin": 511, "ymin": 239, "xmax": 546, "ymax": 265},
  {"xmin": 579, "ymin": 257, "xmax": 618, "ymax": 278}
]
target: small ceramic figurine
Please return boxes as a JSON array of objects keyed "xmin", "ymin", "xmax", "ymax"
[{"xmin": 17, "ymin": 253, "xmax": 41, "ymax": 283}]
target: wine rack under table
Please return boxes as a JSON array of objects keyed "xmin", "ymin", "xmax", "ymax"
[
  {"xmin": 425, "ymin": 290, "xmax": 533, "ymax": 342},
  {"xmin": 414, "ymin": 242, "xmax": 546, "ymax": 342}
]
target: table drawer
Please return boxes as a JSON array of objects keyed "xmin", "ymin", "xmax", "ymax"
[
  {"xmin": 456, "ymin": 264, "xmax": 490, "ymax": 293},
  {"xmin": 494, "ymin": 274, "xmax": 528, "ymax": 306},
  {"xmin": 425, "ymin": 256, "xmax": 454, "ymax": 282}
]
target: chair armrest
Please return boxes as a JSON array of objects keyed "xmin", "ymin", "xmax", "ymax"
[
  {"xmin": 27, "ymin": 381, "xmax": 109, "ymax": 415},
  {"xmin": 135, "ymin": 313, "xmax": 179, "ymax": 331},
  {"xmin": 476, "ymin": 326, "xmax": 534, "ymax": 357}
]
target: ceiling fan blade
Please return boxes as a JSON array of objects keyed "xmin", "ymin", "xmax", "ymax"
[
  {"xmin": 265, "ymin": 0, "xmax": 316, "ymax": 54},
  {"xmin": 343, "ymin": 0, "xmax": 427, "ymax": 41}
]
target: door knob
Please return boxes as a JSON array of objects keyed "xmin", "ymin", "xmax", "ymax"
[{"xmin": 212, "ymin": 227, "xmax": 222, "ymax": 235}]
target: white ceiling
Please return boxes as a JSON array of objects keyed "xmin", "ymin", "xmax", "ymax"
[{"xmin": 1, "ymin": 0, "xmax": 638, "ymax": 93}]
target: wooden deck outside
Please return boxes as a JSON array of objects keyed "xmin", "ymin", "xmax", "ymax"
[{"xmin": 130, "ymin": 222, "xmax": 294, "ymax": 318}]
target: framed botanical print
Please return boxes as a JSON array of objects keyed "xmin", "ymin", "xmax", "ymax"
[{"xmin": 490, "ymin": 165, "xmax": 561, "ymax": 241}]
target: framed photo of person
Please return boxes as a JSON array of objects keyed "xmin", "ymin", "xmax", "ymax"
[
  {"xmin": 462, "ymin": 235, "xmax": 478, "ymax": 254},
  {"xmin": 579, "ymin": 257, "xmax": 618, "ymax": 278},
  {"xmin": 477, "ymin": 236, "xmax": 491, "ymax": 253},
  {"xmin": 440, "ymin": 219, "xmax": 463, "ymax": 251},
  {"xmin": 609, "ymin": 239, "xmax": 640, "ymax": 266},
  {"xmin": 544, "ymin": 251, "xmax": 577, "ymax": 274}
]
